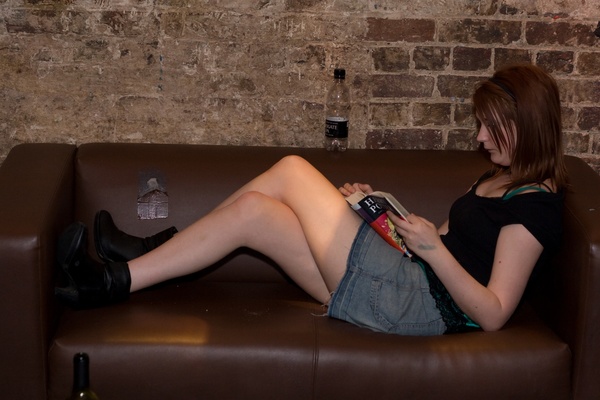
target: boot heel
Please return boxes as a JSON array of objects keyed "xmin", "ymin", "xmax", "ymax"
[{"xmin": 54, "ymin": 221, "xmax": 132, "ymax": 309}]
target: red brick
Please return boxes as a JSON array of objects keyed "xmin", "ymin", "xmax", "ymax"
[
  {"xmin": 414, "ymin": 46, "xmax": 450, "ymax": 71},
  {"xmin": 372, "ymin": 47, "xmax": 410, "ymax": 72},
  {"xmin": 369, "ymin": 103, "xmax": 410, "ymax": 127},
  {"xmin": 563, "ymin": 131, "xmax": 590, "ymax": 153},
  {"xmin": 559, "ymin": 79, "xmax": 600, "ymax": 103},
  {"xmin": 100, "ymin": 11, "xmax": 157, "ymax": 36},
  {"xmin": 371, "ymin": 74, "xmax": 435, "ymax": 98},
  {"xmin": 453, "ymin": 46, "xmax": 492, "ymax": 71},
  {"xmin": 536, "ymin": 51, "xmax": 574, "ymax": 74},
  {"xmin": 593, "ymin": 136, "xmax": 600, "ymax": 155},
  {"xmin": 526, "ymin": 21, "xmax": 598, "ymax": 47},
  {"xmin": 366, "ymin": 18, "xmax": 435, "ymax": 42},
  {"xmin": 578, "ymin": 107, "xmax": 600, "ymax": 132},
  {"xmin": 562, "ymin": 106, "xmax": 578, "ymax": 130},
  {"xmin": 285, "ymin": 0, "xmax": 322, "ymax": 10},
  {"xmin": 447, "ymin": 129, "xmax": 479, "ymax": 150},
  {"xmin": 413, "ymin": 103, "xmax": 451, "ymax": 126},
  {"xmin": 455, "ymin": 103, "xmax": 475, "ymax": 127},
  {"xmin": 5, "ymin": 9, "xmax": 63, "ymax": 34},
  {"xmin": 161, "ymin": 12, "xmax": 185, "ymax": 38},
  {"xmin": 494, "ymin": 48, "xmax": 532, "ymax": 69},
  {"xmin": 499, "ymin": 4, "xmax": 519, "ymax": 15},
  {"xmin": 73, "ymin": 38, "xmax": 112, "ymax": 62},
  {"xmin": 439, "ymin": 19, "xmax": 521, "ymax": 45},
  {"xmin": 438, "ymin": 75, "xmax": 483, "ymax": 100},
  {"xmin": 578, "ymin": 52, "xmax": 600, "ymax": 76}
]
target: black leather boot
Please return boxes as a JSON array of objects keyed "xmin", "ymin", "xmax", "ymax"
[
  {"xmin": 55, "ymin": 222, "xmax": 131, "ymax": 308},
  {"xmin": 94, "ymin": 210, "xmax": 178, "ymax": 263}
]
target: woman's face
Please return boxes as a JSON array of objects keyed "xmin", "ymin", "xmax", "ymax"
[{"xmin": 476, "ymin": 115, "xmax": 514, "ymax": 167}]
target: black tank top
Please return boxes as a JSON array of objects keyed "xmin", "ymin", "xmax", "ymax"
[
  {"xmin": 419, "ymin": 171, "xmax": 563, "ymax": 333},
  {"xmin": 441, "ymin": 171, "xmax": 564, "ymax": 286}
]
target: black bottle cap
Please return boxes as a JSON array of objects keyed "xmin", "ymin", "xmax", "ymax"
[
  {"xmin": 73, "ymin": 352, "xmax": 91, "ymax": 391},
  {"xmin": 334, "ymin": 69, "xmax": 346, "ymax": 79}
]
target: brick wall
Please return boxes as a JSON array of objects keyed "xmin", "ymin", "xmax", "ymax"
[{"xmin": 1, "ymin": 1, "xmax": 599, "ymax": 173}]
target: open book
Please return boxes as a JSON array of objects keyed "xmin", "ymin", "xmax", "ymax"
[{"xmin": 345, "ymin": 191, "xmax": 412, "ymax": 257}]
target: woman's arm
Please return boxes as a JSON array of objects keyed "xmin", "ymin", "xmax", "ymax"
[{"xmin": 390, "ymin": 213, "xmax": 543, "ymax": 331}]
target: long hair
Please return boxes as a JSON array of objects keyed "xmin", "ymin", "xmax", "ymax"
[{"xmin": 473, "ymin": 64, "xmax": 568, "ymax": 191}]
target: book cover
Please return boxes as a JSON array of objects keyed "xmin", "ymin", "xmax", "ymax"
[{"xmin": 346, "ymin": 191, "xmax": 412, "ymax": 257}]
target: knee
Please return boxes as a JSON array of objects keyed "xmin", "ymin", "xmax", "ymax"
[
  {"xmin": 279, "ymin": 154, "xmax": 309, "ymax": 166},
  {"xmin": 231, "ymin": 191, "xmax": 271, "ymax": 218},
  {"xmin": 273, "ymin": 155, "xmax": 314, "ymax": 177}
]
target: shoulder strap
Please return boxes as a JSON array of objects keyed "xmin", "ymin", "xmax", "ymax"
[{"xmin": 503, "ymin": 185, "xmax": 550, "ymax": 200}]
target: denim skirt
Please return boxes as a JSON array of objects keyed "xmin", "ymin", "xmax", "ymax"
[{"xmin": 328, "ymin": 222, "xmax": 447, "ymax": 336}]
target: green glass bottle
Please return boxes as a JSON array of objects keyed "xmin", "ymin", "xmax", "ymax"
[{"xmin": 68, "ymin": 353, "xmax": 99, "ymax": 400}]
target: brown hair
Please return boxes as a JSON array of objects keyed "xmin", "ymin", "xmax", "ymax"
[{"xmin": 473, "ymin": 64, "xmax": 568, "ymax": 191}]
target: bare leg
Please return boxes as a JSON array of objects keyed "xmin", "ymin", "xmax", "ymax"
[{"xmin": 128, "ymin": 156, "xmax": 362, "ymax": 304}]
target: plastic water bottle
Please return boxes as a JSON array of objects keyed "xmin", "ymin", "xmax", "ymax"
[{"xmin": 324, "ymin": 68, "xmax": 350, "ymax": 152}]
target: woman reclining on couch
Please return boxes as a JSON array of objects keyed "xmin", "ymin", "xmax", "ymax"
[{"xmin": 55, "ymin": 63, "xmax": 567, "ymax": 335}]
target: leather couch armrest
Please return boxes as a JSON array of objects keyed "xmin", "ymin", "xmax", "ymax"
[
  {"xmin": 0, "ymin": 143, "xmax": 76, "ymax": 399},
  {"xmin": 550, "ymin": 156, "xmax": 600, "ymax": 400}
]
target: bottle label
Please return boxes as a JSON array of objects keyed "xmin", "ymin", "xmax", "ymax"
[{"xmin": 325, "ymin": 117, "xmax": 348, "ymax": 139}]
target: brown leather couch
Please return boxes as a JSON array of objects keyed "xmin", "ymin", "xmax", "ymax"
[{"xmin": 1, "ymin": 143, "xmax": 599, "ymax": 399}]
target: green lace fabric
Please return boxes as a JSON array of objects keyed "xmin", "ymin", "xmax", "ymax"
[{"xmin": 414, "ymin": 257, "xmax": 480, "ymax": 334}]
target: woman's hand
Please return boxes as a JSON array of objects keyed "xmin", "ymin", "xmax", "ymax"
[
  {"xmin": 339, "ymin": 183, "xmax": 374, "ymax": 197},
  {"xmin": 388, "ymin": 212, "xmax": 443, "ymax": 258}
]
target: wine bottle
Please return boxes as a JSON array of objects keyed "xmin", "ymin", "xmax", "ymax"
[{"xmin": 68, "ymin": 353, "xmax": 99, "ymax": 400}]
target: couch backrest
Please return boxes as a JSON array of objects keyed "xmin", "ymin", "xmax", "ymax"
[
  {"xmin": 543, "ymin": 156, "xmax": 600, "ymax": 400},
  {"xmin": 74, "ymin": 143, "xmax": 490, "ymax": 282}
]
